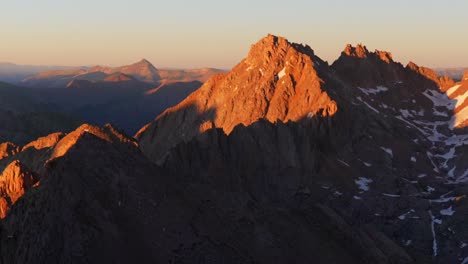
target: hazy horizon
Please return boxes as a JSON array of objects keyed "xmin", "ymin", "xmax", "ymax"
[{"xmin": 2, "ymin": 0, "xmax": 467, "ymax": 69}]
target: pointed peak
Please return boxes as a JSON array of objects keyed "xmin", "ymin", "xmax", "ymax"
[
  {"xmin": 253, "ymin": 34, "xmax": 292, "ymax": 51},
  {"xmin": 135, "ymin": 58, "xmax": 153, "ymax": 66},
  {"xmin": 343, "ymin": 43, "xmax": 369, "ymax": 58},
  {"xmin": 246, "ymin": 34, "xmax": 316, "ymax": 67},
  {"xmin": 374, "ymin": 49, "xmax": 393, "ymax": 63},
  {"xmin": 406, "ymin": 61, "xmax": 420, "ymax": 71}
]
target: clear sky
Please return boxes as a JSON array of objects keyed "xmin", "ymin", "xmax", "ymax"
[{"xmin": 1, "ymin": 0, "xmax": 467, "ymax": 69}]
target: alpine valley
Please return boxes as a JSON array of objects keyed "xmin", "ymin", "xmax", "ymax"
[{"xmin": 0, "ymin": 34, "xmax": 467, "ymax": 263}]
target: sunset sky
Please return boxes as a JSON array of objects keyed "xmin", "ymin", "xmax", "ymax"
[{"xmin": 1, "ymin": 0, "xmax": 467, "ymax": 69}]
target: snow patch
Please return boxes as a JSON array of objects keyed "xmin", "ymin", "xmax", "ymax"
[
  {"xmin": 428, "ymin": 210, "xmax": 438, "ymax": 257},
  {"xmin": 334, "ymin": 191, "xmax": 343, "ymax": 196},
  {"xmin": 434, "ymin": 109, "xmax": 448, "ymax": 117},
  {"xmin": 440, "ymin": 206, "xmax": 455, "ymax": 216},
  {"xmin": 435, "ymin": 147, "xmax": 456, "ymax": 169},
  {"xmin": 400, "ymin": 109, "xmax": 413, "ymax": 118},
  {"xmin": 426, "ymin": 152, "xmax": 440, "ymax": 173},
  {"xmin": 277, "ymin": 67, "xmax": 286, "ymax": 79},
  {"xmin": 453, "ymin": 169, "xmax": 468, "ymax": 183},
  {"xmin": 462, "ymin": 257, "xmax": 468, "ymax": 264},
  {"xmin": 356, "ymin": 96, "xmax": 380, "ymax": 113},
  {"xmin": 448, "ymin": 166, "xmax": 457, "ymax": 178},
  {"xmin": 423, "ymin": 89, "xmax": 455, "ymax": 108},
  {"xmin": 446, "ymin": 84, "xmax": 461, "ymax": 97},
  {"xmin": 380, "ymin": 147, "xmax": 393, "ymax": 157},
  {"xmin": 430, "ymin": 197, "xmax": 457, "ymax": 203},
  {"xmin": 453, "ymin": 104, "xmax": 468, "ymax": 128},
  {"xmin": 427, "ymin": 186, "xmax": 435, "ymax": 193},
  {"xmin": 382, "ymin": 193, "xmax": 401, "ymax": 198},
  {"xmin": 398, "ymin": 209, "xmax": 415, "ymax": 220},
  {"xmin": 453, "ymin": 88, "xmax": 468, "ymax": 110},
  {"xmin": 355, "ymin": 177, "xmax": 373, "ymax": 192},
  {"xmin": 358, "ymin": 86, "xmax": 388, "ymax": 96},
  {"xmin": 337, "ymin": 159, "xmax": 350, "ymax": 167}
]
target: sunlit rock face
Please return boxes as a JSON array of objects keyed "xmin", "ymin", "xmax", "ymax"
[
  {"xmin": 0, "ymin": 160, "xmax": 38, "ymax": 218},
  {"xmin": 0, "ymin": 142, "xmax": 20, "ymax": 160}
]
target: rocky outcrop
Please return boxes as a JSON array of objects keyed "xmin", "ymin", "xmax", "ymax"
[
  {"xmin": 332, "ymin": 44, "xmax": 406, "ymax": 88},
  {"xmin": 49, "ymin": 123, "xmax": 137, "ymax": 160},
  {"xmin": 0, "ymin": 160, "xmax": 38, "ymax": 218},
  {"xmin": 22, "ymin": 132, "xmax": 65, "ymax": 151},
  {"xmin": 406, "ymin": 61, "xmax": 456, "ymax": 91},
  {"xmin": 0, "ymin": 142, "xmax": 19, "ymax": 160}
]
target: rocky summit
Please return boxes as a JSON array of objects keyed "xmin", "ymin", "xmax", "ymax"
[{"xmin": 0, "ymin": 34, "xmax": 467, "ymax": 263}]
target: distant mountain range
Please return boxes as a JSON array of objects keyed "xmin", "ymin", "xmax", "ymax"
[
  {"xmin": 0, "ymin": 60, "xmax": 225, "ymax": 136},
  {"xmin": 0, "ymin": 62, "xmax": 78, "ymax": 84},
  {"xmin": 0, "ymin": 59, "xmax": 225, "ymax": 88},
  {"xmin": 435, "ymin": 67, "xmax": 467, "ymax": 81}
]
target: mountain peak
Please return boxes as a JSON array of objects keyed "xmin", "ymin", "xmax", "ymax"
[
  {"xmin": 137, "ymin": 34, "xmax": 337, "ymax": 162},
  {"xmin": 135, "ymin": 58, "xmax": 152, "ymax": 66},
  {"xmin": 343, "ymin": 43, "xmax": 369, "ymax": 58},
  {"xmin": 246, "ymin": 34, "xmax": 315, "ymax": 66},
  {"xmin": 333, "ymin": 44, "xmax": 403, "ymax": 87},
  {"xmin": 463, "ymin": 69, "xmax": 468, "ymax": 81},
  {"xmin": 118, "ymin": 59, "xmax": 159, "ymax": 83},
  {"xmin": 374, "ymin": 49, "xmax": 393, "ymax": 63}
]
